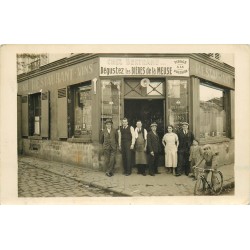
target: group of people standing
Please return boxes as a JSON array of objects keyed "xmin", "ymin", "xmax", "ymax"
[{"xmin": 100, "ymin": 117, "xmax": 198, "ymax": 178}]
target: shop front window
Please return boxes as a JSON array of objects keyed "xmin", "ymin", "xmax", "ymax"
[
  {"xmin": 21, "ymin": 91, "xmax": 50, "ymax": 138},
  {"xmin": 167, "ymin": 79, "xmax": 188, "ymax": 128},
  {"xmin": 29, "ymin": 93, "xmax": 41, "ymax": 135},
  {"xmin": 72, "ymin": 82, "xmax": 92, "ymax": 137},
  {"xmin": 101, "ymin": 79, "xmax": 121, "ymax": 129},
  {"xmin": 199, "ymin": 84, "xmax": 226, "ymax": 138}
]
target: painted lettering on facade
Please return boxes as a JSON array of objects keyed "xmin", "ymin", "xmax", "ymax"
[
  {"xmin": 100, "ymin": 58, "xmax": 189, "ymax": 77},
  {"xmin": 190, "ymin": 59, "xmax": 234, "ymax": 89},
  {"xmin": 18, "ymin": 61, "xmax": 95, "ymax": 94}
]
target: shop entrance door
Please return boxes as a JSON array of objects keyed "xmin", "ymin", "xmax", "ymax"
[
  {"xmin": 124, "ymin": 99, "xmax": 165, "ymax": 167},
  {"xmin": 124, "ymin": 99, "xmax": 165, "ymax": 139}
]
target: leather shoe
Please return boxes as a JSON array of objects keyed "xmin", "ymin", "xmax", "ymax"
[
  {"xmin": 174, "ymin": 173, "xmax": 181, "ymax": 177},
  {"xmin": 149, "ymin": 173, "xmax": 155, "ymax": 176},
  {"xmin": 106, "ymin": 172, "xmax": 112, "ymax": 177},
  {"xmin": 142, "ymin": 173, "xmax": 146, "ymax": 176}
]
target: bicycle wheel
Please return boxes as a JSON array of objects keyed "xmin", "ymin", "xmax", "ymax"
[
  {"xmin": 212, "ymin": 171, "xmax": 223, "ymax": 195},
  {"xmin": 194, "ymin": 177, "xmax": 205, "ymax": 195}
]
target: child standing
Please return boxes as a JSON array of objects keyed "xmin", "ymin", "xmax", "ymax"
[{"xmin": 189, "ymin": 139, "xmax": 202, "ymax": 180}]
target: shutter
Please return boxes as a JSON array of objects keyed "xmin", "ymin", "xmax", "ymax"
[
  {"xmin": 57, "ymin": 88, "xmax": 68, "ymax": 138},
  {"xmin": 21, "ymin": 95, "xmax": 29, "ymax": 136},
  {"xmin": 41, "ymin": 91, "xmax": 50, "ymax": 137}
]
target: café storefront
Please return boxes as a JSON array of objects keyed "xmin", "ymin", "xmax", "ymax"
[{"xmin": 17, "ymin": 53, "xmax": 235, "ymax": 170}]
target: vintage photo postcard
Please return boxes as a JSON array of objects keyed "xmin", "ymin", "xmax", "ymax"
[{"xmin": 0, "ymin": 44, "xmax": 249, "ymax": 204}]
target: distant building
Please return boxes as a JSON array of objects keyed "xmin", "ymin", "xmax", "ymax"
[{"xmin": 17, "ymin": 53, "xmax": 73, "ymax": 74}]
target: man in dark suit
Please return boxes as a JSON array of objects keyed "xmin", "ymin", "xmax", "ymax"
[
  {"xmin": 100, "ymin": 119, "xmax": 118, "ymax": 177},
  {"xmin": 176, "ymin": 122, "xmax": 194, "ymax": 176},
  {"xmin": 147, "ymin": 122, "xmax": 161, "ymax": 176},
  {"xmin": 118, "ymin": 117, "xmax": 135, "ymax": 176}
]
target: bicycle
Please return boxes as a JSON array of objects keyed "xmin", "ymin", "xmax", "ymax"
[{"xmin": 193, "ymin": 166, "xmax": 223, "ymax": 195}]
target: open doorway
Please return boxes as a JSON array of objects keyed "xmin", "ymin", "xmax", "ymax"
[
  {"xmin": 124, "ymin": 99, "xmax": 165, "ymax": 139},
  {"xmin": 124, "ymin": 99, "xmax": 165, "ymax": 167}
]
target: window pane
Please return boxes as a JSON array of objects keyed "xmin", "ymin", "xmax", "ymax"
[
  {"xmin": 74, "ymin": 84, "xmax": 92, "ymax": 136},
  {"xmin": 200, "ymin": 84, "xmax": 226, "ymax": 138},
  {"xmin": 30, "ymin": 93, "xmax": 41, "ymax": 136},
  {"xmin": 167, "ymin": 80, "xmax": 188, "ymax": 127},
  {"xmin": 101, "ymin": 80, "xmax": 121, "ymax": 129},
  {"xmin": 147, "ymin": 81, "xmax": 163, "ymax": 95},
  {"xmin": 124, "ymin": 79, "xmax": 164, "ymax": 98}
]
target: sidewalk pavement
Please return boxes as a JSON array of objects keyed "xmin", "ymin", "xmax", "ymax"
[{"xmin": 18, "ymin": 155, "xmax": 234, "ymax": 196}]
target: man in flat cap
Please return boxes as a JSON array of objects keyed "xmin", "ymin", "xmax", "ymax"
[
  {"xmin": 100, "ymin": 119, "xmax": 118, "ymax": 177},
  {"xmin": 176, "ymin": 122, "xmax": 194, "ymax": 176},
  {"xmin": 147, "ymin": 122, "xmax": 161, "ymax": 176}
]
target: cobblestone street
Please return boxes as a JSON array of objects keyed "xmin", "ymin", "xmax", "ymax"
[
  {"xmin": 18, "ymin": 156, "xmax": 234, "ymax": 197},
  {"xmin": 18, "ymin": 162, "xmax": 115, "ymax": 197}
]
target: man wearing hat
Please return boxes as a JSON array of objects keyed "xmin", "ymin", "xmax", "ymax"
[
  {"xmin": 147, "ymin": 122, "xmax": 161, "ymax": 176},
  {"xmin": 100, "ymin": 119, "xmax": 118, "ymax": 177},
  {"xmin": 176, "ymin": 122, "xmax": 194, "ymax": 176}
]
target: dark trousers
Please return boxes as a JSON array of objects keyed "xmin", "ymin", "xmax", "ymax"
[
  {"xmin": 177, "ymin": 150, "xmax": 190, "ymax": 175},
  {"xmin": 137, "ymin": 164, "xmax": 146, "ymax": 174},
  {"xmin": 148, "ymin": 153, "xmax": 159, "ymax": 174},
  {"xmin": 104, "ymin": 148, "xmax": 116, "ymax": 174},
  {"xmin": 121, "ymin": 142, "xmax": 132, "ymax": 174}
]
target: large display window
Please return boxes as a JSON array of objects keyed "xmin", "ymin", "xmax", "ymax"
[
  {"xmin": 199, "ymin": 83, "xmax": 226, "ymax": 138},
  {"xmin": 67, "ymin": 82, "xmax": 92, "ymax": 138},
  {"xmin": 101, "ymin": 79, "xmax": 121, "ymax": 129},
  {"xmin": 167, "ymin": 79, "xmax": 188, "ymax": 128}
]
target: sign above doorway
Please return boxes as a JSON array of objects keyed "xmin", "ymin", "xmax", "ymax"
[{"xmin": 100, "ymin": 57, "xmax": 189, "ymax": 77}]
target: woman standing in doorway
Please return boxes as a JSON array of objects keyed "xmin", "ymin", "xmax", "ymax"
[{"xmin": 162, "ymin": 125, "xmax": 179, "ymax": 176}]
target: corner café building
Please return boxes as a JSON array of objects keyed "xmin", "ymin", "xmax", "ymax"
[{"xmin": 17, "ymin": 53, "xmax": 235, "ymax": 170}]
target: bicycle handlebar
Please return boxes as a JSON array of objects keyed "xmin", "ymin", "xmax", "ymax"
[{"xmin": 193, "ymin": 166, "xmax": 216, "ymax": 172}]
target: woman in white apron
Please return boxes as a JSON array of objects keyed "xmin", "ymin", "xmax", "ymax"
[{"xmin": 162, "ymin": 125, "xmax": 179, "ymax": 176}]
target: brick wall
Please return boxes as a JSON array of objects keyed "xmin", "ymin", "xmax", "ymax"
[
  {"xmin": 20, "ymin": 138, "xmax": 234, "ymax": 171},
  {"xmin": 22, "ymin": 139, "xmax": 101, "ymax": 170}
]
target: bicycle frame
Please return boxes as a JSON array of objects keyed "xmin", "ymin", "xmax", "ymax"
[
  {"xmin": 199, "ymin": 174, "xmax": 215, "ymax": 194},
  {"xmin": 194, "ymin": 166, "xmax": 223, "ymax": 195}
]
